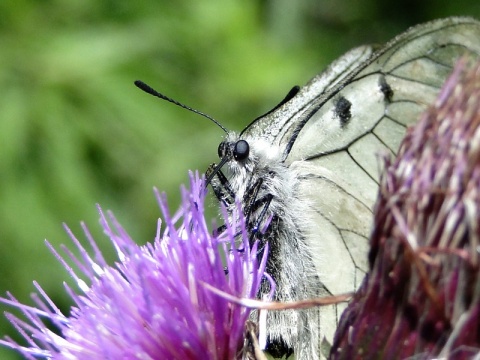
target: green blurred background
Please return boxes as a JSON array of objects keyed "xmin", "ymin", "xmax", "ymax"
[{"xmin": 0, "ymin": 1, "xmax": 479, "ymax": 359}]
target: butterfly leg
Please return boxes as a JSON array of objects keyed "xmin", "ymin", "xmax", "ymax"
[
  {"xmin": 206, "ymin": 163, "xmax": 236, "ymax": 207},
  {"xmin": 207, "ymin": 166, "xmax": 274, "ymax": 246}
]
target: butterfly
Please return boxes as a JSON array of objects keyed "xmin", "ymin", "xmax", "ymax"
[
  {"xmin": 134, "ymin": 16, "xmax": 480, "ymax": 360},
  {"xmin": 203, "ymin": 17, "xmax": 480, "ymax": 359}
]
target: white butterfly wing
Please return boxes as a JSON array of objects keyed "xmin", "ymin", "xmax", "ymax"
[
  {"xmin": 219, "ymin": 17, "xmax": 480, "ymax": 359},
  {"xmin": 288, "ymin": 17, "xmax": 480, "ymax": 358},
  {"xmin": 287, "ymin": 17, "xmax": 480, "ymax": 163}
]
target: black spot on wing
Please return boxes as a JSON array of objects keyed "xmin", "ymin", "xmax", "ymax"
[
  {"xmin": 379, "ymin": 75, "xmax": 393, "ymax": 102},
  {"xmin": 334, "ymin": 96, "xmax": 352, "ymax": 127}
]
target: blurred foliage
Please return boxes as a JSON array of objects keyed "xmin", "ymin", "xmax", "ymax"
[{"xmin": 0, "ymin": 1, "xmax": 479, "ymax": 359}]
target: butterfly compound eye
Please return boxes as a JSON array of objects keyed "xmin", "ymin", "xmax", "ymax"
[{"xmin": 233, "ymin": 140, "xmax": 249, "ymax": 161}]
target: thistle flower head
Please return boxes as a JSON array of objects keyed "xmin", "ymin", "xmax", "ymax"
[
  {"xmin": 331, "ymin": 59, "xmax": 480, "ymax": 359},
  {"xmin": 0, "ymin": 172, "xmax": 269, "ymax": 359}
]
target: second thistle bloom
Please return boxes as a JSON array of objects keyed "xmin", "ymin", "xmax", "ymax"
[{"xmin": 331, "ymin": 59, "xmax": 480, "ymax": 359}]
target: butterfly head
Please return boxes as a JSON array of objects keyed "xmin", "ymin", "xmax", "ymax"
[
  {"xmin": 212, "ymin": 134, "xmax": 258, "ymax": 193},
  {"xmin": 211, "ymin": 132, "xmax": 287, "ymax": 207},
  {"xmin": 218, "ymin": 138, "xmax": 250, "ymax": 162},
  {"xmin": 216, "ymin": 132, "xmax": 283, "ymax": 177}
]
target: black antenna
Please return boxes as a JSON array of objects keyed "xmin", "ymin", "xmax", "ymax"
[{"xmin": 134, "ymin": 80, "xmax": 228, "ymax": 134}]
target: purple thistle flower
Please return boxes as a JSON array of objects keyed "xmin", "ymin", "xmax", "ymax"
[
  {"xmin": 331, "ymin": 59, "xmax": 480, "ymax": 359},
  {"xmin": 0, "ymin": 172, "xmax": 269, "ymax": 360}
]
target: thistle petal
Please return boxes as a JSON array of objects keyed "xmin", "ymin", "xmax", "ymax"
[{"xmin": 1, "ymin": 172, "xmax": 269, "ymax": 359}]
